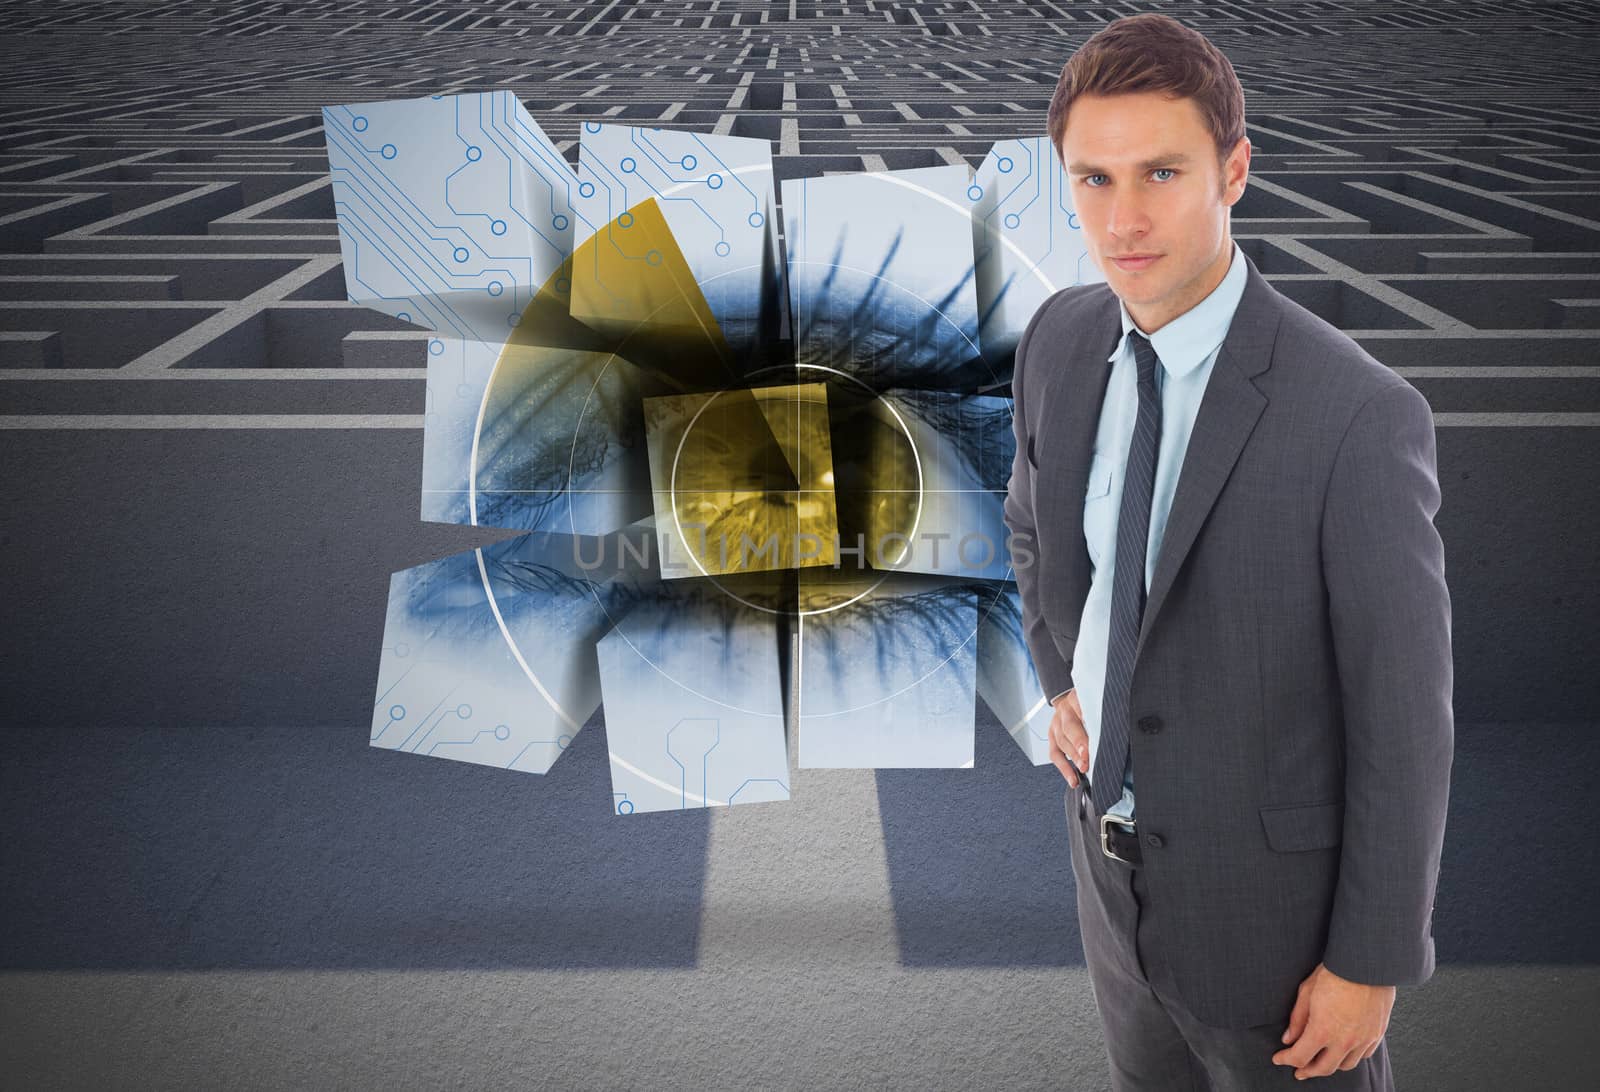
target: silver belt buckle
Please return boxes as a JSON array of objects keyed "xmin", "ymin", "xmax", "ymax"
[{"xmin": 1100, "ymin": 811, "xmax": 1137, "ymax": 862}]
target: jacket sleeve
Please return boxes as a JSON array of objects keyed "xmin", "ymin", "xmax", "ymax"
[
  {"xmin": 1319, "ymin": 380, "xmax": 1454, "ymax": 987},
  {"xmin": 1001, "ymin": 293, "xmax": 1076, "ymax": 705}
]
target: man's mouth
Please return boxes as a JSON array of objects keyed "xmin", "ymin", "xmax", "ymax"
[{"xmin": 1110, "ymin": 254, "xmax": 1161, "ymax": 272}]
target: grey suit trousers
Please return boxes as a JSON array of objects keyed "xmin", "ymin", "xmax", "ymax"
[{"xmin": 1066, "ymin": 783, "xmax": 1396, "ymax": 1091}]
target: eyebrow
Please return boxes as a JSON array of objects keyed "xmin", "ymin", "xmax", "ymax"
[{"xmin": 1067, "ymin": 153, "xmax": 1193, "ymax": 175}]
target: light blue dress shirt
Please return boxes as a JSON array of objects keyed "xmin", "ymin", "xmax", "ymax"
[{"xmin": 1057, "ymin": 240, "xmax": 1249, "ymax": 820}]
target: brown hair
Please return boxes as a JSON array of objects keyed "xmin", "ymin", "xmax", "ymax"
[{"xmin": 1046, "ymin": 13, "xmax": 1246, "ymax": 169}]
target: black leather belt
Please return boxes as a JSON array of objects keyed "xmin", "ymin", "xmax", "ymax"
[{"xmin": 1099, "ymin": 811, "xmax": 1143, "ymax": 865}]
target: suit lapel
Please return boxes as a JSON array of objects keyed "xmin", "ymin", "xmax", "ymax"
[
  {"xmin": 1032, "ymin": 286, "xmax": 1121, "ymax": 617},
  {"xmin": 1135, "ymin": 253, "xmax": 1282, "ymax": 661}
]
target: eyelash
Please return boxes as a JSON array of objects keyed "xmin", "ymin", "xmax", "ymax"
[{"xmin": 1083, "ymin": 169, "xmax": 1177, "ymax": 186}]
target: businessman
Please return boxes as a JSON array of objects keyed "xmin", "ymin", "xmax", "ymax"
[{"xmin": 1002, "ymin": 14, "xmax": 1453, "ymax": 1089}]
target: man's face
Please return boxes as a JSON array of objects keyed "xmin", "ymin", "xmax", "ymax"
[{"xmin": 1060, "ymin": 91, "xmax": 1249, "ymax": 332}]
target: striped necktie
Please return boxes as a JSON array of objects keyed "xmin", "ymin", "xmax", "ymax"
[{"xmin": 1092, "ymin": 329, "xmax": 1162, "ymax": 817}]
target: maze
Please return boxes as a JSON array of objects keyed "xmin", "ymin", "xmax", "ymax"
[
  {"xmin": 1, "ymin": 0, "xmax": 1596, "ymax": 430},
  {"xmin": 0, "ymin": 9, "xmax": 1597, "ymax": 1085}
]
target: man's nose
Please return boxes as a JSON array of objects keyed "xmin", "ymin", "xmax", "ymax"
[{"xmin": 1108, "ymin": 190, "xmax": 1150, "ymax": 240}]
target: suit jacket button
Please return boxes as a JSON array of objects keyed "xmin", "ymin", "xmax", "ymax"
[
  {"xmin": 1144, "ymin": 833, "xmax": 1164, "ymax": 849},
  {"xmin": 1138, "ymin": 715, "xmax": 1163, "ymax": 734}
]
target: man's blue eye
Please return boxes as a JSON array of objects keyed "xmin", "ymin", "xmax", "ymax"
[{"xmin": 1153, "ymin": 168, "xmax": 1176, "ymax": 181}]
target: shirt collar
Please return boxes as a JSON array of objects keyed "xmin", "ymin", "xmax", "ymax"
[{"xmin": 1107, "ymin": 240, "xmax": 1248, "ymax": 378}]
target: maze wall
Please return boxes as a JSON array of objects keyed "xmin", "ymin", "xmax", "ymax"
[{"xmin": 2, "ymin": 0, "xmax": 1596, "ymax": 723}]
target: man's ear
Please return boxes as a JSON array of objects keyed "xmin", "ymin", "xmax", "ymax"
[{"xmin": 1223, "ymin": 136, "xmax": 1251, "ymax": 207}]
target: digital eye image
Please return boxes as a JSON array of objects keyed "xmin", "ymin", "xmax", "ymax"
[{"xmin": 323, "ymin": 91, "xmax": 1102, "ymax": 812}]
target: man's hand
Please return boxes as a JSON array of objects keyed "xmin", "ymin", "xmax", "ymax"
[
  {"xmin": 1048, "ymin": 688, "xmax": 1090, "ymax": 786},
  {"xmin": 1272, "ymin": 962, "xmax": 1394, "ymax": 1080}
]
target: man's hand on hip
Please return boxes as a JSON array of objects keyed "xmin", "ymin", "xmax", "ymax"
[
  {"xmin": 1272, "ymin": 961, "xmax": 1395, "ymax": 1080},
  {"xmin": 1048, "ymin": 688, "xmax": 1090, "ymax": 786}
]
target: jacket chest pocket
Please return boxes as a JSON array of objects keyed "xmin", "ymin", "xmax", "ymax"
[{"xmin": 1083, "ymin": 452, "xmax": 1116, "ymax": 571}]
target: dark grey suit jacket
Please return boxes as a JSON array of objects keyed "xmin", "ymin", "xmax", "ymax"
[{"xmin": 1003, "ymin": 250, "xmax": 1454, "ymax": 1029}]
